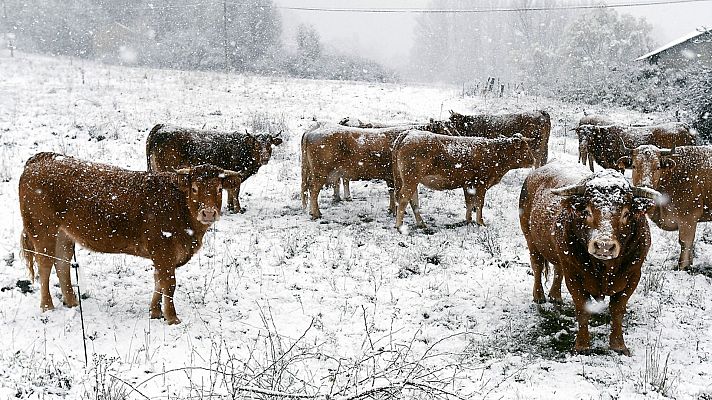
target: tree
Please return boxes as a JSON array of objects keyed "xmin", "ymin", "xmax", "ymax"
[
  {"xmin": 296, "ymin": 23, "xmax": 320, "ymax": 60},
  {"xmin": 226, "ymin": 0, "xmax": 281, "ymax": 72},
  {"xmin": 555, "ymin": 7, "xmax": 655, "ymax": 100}
]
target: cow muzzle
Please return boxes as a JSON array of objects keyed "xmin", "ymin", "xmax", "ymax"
[
  {"xmin": 588, "ymin": 237, "xmax": 621, "ymax": 260},
  {"xmin": 197, "ymin": 207, "xmax": 220, "ymax": 224}
]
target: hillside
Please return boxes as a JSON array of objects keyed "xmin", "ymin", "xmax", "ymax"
[{"xmin": 1, "ymin": 53, "xmax": 711, "ymax": 399}]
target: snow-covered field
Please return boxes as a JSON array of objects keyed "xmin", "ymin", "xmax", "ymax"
[{"xmin": 1, "ymin": 52, "xmax": 711, "ymax": 399}]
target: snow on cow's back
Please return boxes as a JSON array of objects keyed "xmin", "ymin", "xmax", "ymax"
[
  {"xmin": 399, "ymin": 130, "xmax": 490, "ymax": 159},
  {"xmin": 535, "ymin": 160, "xmax": 592, "ymax": 187}
]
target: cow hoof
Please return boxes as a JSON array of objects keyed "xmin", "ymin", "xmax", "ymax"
[
  {"xmin": 165, "ymin": 317, "xmax": 182, "ymax": 325},
  {"xmin": 310, "ymin": 214, "xmax": 322, "ymax": 220},
  {"xmin": 548, "ymin": 296, "xmax": 564, "ymax": 305},
  {"xmin": 40, "ymin": 303, "xmax": 55, "ymax": 312},
  {"xmin": 533, "ymin": 296, "xmax": 546, "ymax": 305},
  {"xmin": 344, "ymin": 197, "xmax": 352, "ymax": 202},
  {"xmin": 150, "ymin": 310, "xmax": 162, "ymax": 319},
  {"xmin": 611, "ymin": 346, "xmax": 631, "ymax": 356},
  {"xmin": 573, "ymin": 344, "xmax": 592, "ymax": 355},
  {"xmin": 64, "ymin": 298, "xmax": 79, "ymax": 308}
]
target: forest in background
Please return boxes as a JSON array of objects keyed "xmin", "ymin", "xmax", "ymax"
[
  {"xmin": 1, "ymin": 0, "xmax": 709, "ymax": 139},
  {"xmin": 0, "ymin": 0, "xmax": 396, "ymax": 82}
]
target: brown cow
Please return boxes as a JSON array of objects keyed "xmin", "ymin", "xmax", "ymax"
[
  {"xmin": 584, "ymin": 122, "xmax": 699, "ymax": 172},
  {"xmin": 330, "ymin": 118, "xmax": 456, "ymax": 203},
  {"xmin": 448, "ymin": 110, "xmax": 551, "ymax": 167},
  {"xmin": 574, "ymin": 114, "xmax": 614, "ymax": 165},
  {"xmin": 392, "ymin": 131, "xmax": 534, "ymax": 229},
  {"xmin": 19, "ymin": 152, "xmax": 241, "ymax": 324},
  {"xmin": 146, "ymin": 124, "xmax": 282, "ymax": 213},
  {"xmin": 619, "ymin": 145, "xmax": 712, "ymax": 269},
  {"xmin": 301, "ymin": 124, "xmax": 417, "ymax": 219},
  {"xmin": 519, "ymin": 161, "xmax": 661, "ymax": 355}
]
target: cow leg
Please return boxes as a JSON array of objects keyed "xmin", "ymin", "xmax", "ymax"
[
  {"xmin": 309, "ymin": 177, "xmax": 325, "ymax": 219},
  {"xmin": 227, "ymin": 185, "xmax": 244, "ymax": 213},
  {"xmin": 565, "ymin": 276, "xmax": 592, "ymax": 353},
  {"xmin": 463, "ymin": 187, "xmax": 476, "ymax": 224},
  {"xmin": 530, "ymin": 250, "xmax": 547, "ymax": 304},
  {"xmin": 548, "ymin": 263, "xmax": 564, "ymax": 304},
  {"xmin": 409, "ymin": 190, "xmax": 426, "ymax": 228},
  {"xmin": 227, "ymin": 188, "xmax": 234, "ymax": 212},
  {"xmin": 154, "ymin": 265, "xmax": 180, "ymax": 325},
  {"xmin": 588, "ymin": 154, "xmax": 595, "ymax": 172},
  {"xmin": 54, "ymin": 230, "xmax": 78, "ymax": 308},
  {"xmin": 579, "ymin": 143, "xmax": 588, "ymax": 166},
  {"xmin": 332, "ymin": 177, "xmax": 341, "ymax": 202},
  {"xmin": 342, "ymin": 179, "xmax": 352, "ymax": 201},
  {"xmin": 150, "ymin": 269, "xmax": 163, "ymax": 319},
  {"xmin": 474, "ymin": 186, "xmax": 487, "ymax": 226},
  {"xmin": 33, "ymin": 234, "xmax": 57, "ymax": 312},
  {"xmin": 387, "ymin": 187, "xmax": 396, "ymax": 215},
  {"xmin": 678, "ymin": 220, "xmax": 697, "ymax": 270},
  {"xmin": 608, "ymin": 272, "xmax": 639, "ymax": 356},
  {"xmin": 395, "ymin": 184, "xmax": 416, "ymax": 229}
]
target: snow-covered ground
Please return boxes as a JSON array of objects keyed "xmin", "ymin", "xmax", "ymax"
[{"xmin": 1, "ymin": 52, "xmax": 711, "ymax": 399}]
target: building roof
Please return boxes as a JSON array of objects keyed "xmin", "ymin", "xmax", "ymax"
[{"xmin": 635, "ymin": 27, "xmax": 712, "ymax": 61}]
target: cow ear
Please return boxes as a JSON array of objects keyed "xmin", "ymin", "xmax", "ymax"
[
  {"xmin": 272, "ymin": 136, "xmax": 283, "ymax": 146},
  {"xmin": 661, "ymin": 157, "xmax": 677, "ymax": 169},
  {"xmin": 617, "ymin": 156, "xmax": 632, "ymax": 170}
]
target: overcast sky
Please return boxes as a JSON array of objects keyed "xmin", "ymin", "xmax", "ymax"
[{"xmin": 275, "ymin": 0, "xmax": 712, "ymax": 69}]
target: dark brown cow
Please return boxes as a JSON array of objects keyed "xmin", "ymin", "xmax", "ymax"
[
  {"xmin": 619, "ymin": 145, "xmax": 712, "ymax": 269},
  {"xmin": 19, "ymin": 152, "xmax": 240, "ymax": 324},
  {"xmin": 584, "ymin": 122, "xmax": 698, "ymax": 172},
  {"xmin": 575, "ymin": 115, "xmax": 614, "ymax": 165},
  {"xmin": 146, "ymin": 124, "xmax": 282, "ymax": 213},
  {"xmin": 392, "ymin": 131, "xmax": 533, "ymax": 229},
  {"xmin": 301, "ymin": 124, "xmax": 415, "ymax": 219},
  {"xmin": 448, "ymin": 110, "xmax": 551, "ymax": 167},
  {"xmin": 519, "ymin": 161, "xmax": 660, "ymax": 355}
]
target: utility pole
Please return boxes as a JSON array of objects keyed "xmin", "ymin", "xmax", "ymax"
[{"xmin": 223, "ymin": 0, "xmax": 229, "ymax": 69}]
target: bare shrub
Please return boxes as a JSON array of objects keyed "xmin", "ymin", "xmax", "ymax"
[
  {"xmin": 248, "ymin": 111, "xmax": 288, "ymax": 136},
  {"xmin": 81, "ymin": 355, "xmax": 129, "ymax": 400},
  {"xmin": 473, "ymin": 225, "xmax": 501, "ymax": 259},
  {"xmin": 636, "ymin": 332, "xmax": 679, "ymax": 397},
  {"xmin": 130, "ymin": 304, "xmax": 472, "ymax": 399},
  {"xmin": 3, "ymin": 352, "xmax": 73, "ymax": 398}
]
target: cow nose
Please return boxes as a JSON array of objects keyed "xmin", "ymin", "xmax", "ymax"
[
  {"xmin": 588, "ymin": 238, "xmax": 620, "ymax": 260},
  {"xmin": 198, "ymin": 207, "xmax": 219, "ymax": 224}
]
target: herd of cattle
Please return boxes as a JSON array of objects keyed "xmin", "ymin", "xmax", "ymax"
[{"xmin": 17, "ymin": 109, "xmax": 711, "ymax": 356}]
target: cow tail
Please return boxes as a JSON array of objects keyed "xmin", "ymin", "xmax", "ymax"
[
  {"xmin": 300, "ymin": 132, "xmax": 310, "ymax": 209},
  {"xmin": 539, "ymin": 110, "xmax": 552, "ymax": 165},
  {"xmin": 391, "ymin": 132, "xmax": 409, "ymax": 202},
  {"xmin": 20, "ymin": 230, "xmax": 35, "ymax": 281},
  {"xmin": 146, "ymin": 124, "xmax": 165, "ymax": 172}
]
